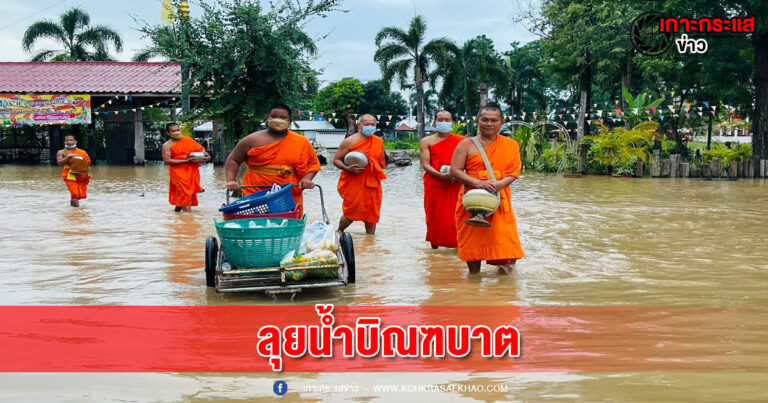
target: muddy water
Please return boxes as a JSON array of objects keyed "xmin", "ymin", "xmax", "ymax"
[{"xmin": 1, "ymin": 163, "xmax": 767, "ymax": 401}]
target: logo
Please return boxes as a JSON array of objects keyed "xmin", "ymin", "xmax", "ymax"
[
  {"xmin": 630, "ymin": 11, "xmax": 674, "ymax": 57},
  {"xmin": 273, "ymin": 380, "xmax": 288, "ymax": 396}
]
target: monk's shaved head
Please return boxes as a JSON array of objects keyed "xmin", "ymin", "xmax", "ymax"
[{"xmin": 357, "ymin": 114, "xmax": 377, "ymax": 125}]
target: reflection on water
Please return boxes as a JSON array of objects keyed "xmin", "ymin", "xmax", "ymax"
[{"xmin": 1, "ymin": 163, "xmax": 767, "ymax": 400}]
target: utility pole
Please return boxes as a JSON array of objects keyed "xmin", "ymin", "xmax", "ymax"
[{"xmin": 178, "ymin": 1, "xmax": 191, "ymax": 121}]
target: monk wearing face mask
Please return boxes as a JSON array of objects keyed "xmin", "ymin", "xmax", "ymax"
[
  {"xmin": 163, "ymin": 122, "xmax": 211, "ymax": 212},
  {"xmin": 334, "ymin": 114, "xmax": 387, "ymax": 235},
  {"xmin": 56, "ymin": 134, "xmax": 91, "ymax": 207},
  {"xmin": 225, "ymin": 103, "xmax": 321, "ymax": 217}
]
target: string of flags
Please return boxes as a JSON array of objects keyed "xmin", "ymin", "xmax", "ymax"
[{"xmin": 94, "ymin": 97, "xmax": 178, "ymax": 115}]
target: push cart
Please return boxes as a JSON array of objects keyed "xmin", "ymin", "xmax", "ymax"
[{"xmin": 204, "ymin": 184, "xmax": 355, "ymax": 300}]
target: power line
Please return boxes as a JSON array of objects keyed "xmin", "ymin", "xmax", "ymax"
[{"xmin": 0, "ymin": 0, "xmax": 69, "ymax": 31}]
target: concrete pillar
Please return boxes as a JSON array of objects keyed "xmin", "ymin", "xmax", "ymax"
[
  {"xmin": 761, "ymin": 159, "xmax": 767, "ymax": 178},
  {"xmin": 680, "ymin": 163, "xmax": 690, "ymax": 178},
  {"xmin": 670, "ymin": 154, "xmax": 681, "ymax": 178},
  {"xmin": 661, "ymin": 159, "xmax": 671, "ymax": 177},
  {"xmin": 634, "ymin": 159, "xmax": 644, "ymax": 177},
  {"xmin": 729, "ymin": 161, "xmax": 739, "ymax": 178},
  {"xmin": 651, "ymin": 149, "xmax": 661, "ymax": 177},
  {"xmin": 133, "ymin": 107, "xmax": 144, "ymax": 165},
  {"xmin": 712, "ymin": 158, "xmax": 722, "ymax": 178}
]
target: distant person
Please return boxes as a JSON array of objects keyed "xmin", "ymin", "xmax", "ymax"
[
  {"xmin": 56, "ymin": 134, "xmax": 91, "ymax": 207},
  {"xmin": 419, "ymin": 110, "xmax": 463, "ymax": 249},
  {"xmin": 225, "ymin": 104, "xmax": 321, "ymax": 217},
  {"xmin": 334, "ymin": 114, "xmax": 387, "ymax": 235},
  {"xmin": 450, "ymin": 106, "xmax": 524, "ymax": 275},
  {"xmin": 162, "ymin": 123, "xmax": 210, "ymax": 212}
]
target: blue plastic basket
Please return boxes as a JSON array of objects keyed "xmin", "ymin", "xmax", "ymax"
[{"xmin": 218, "ymin": 184, "xmax": 296, "ymax": 215}]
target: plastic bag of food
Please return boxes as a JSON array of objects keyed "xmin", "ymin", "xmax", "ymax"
[{"xmin": 300, "ymin": 221, "xmax": 338, "ymax": 254}]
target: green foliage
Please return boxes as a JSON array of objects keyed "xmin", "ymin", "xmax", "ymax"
[
  {"xmin": 533, "ymin": 142, "xmax": 566, "ymax": 172},
  {"xmin": 613, "ymin": 155, "xmax": 638, "ymax": 176},
  {"xmin": 360, "ymin": 80, "xmax": 408, "ymax": 116},
  {"xmin": 582, "ymin": 121, "xmax": 661, "ymax": 169},
  {"xmin": 621, "ymin": 87, "xmax": 665, "ymax": 126},
  {"xmin": 511, "ymin": 125, "xmax": 545, "ymax": 169},
  {"xmin": 137, "ymin": 0, "xmax": 341, "ymax": 139},
  {"xmin": 23, "ymin": 7, "xmax": 123, "ymax": 61},
  {"xmin": 384, "ymin": 139, "xmax": 419, "ymax": 150},
  {"xmin": 702, "ymin": 144, "xmax": 752, "ymax": 163},
  {"xmin": 313, "ymin": 78, "xmax": 364, "ymax": 115}
]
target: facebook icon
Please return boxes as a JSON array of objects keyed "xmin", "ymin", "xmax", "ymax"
[{"xmin": 273, "ymin": 380, "xmax": 288, "ymax": 396}]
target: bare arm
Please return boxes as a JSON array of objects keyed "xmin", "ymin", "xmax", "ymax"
[
  {"xmin": 419, "ymin": 138, "xmax": 446, "ymax": 179},
  {"xmin": 333, "ymin": 139, "xmax": 364, "ymax": 174},
  {"xmin": 56, "ymin": 150, "xmax": 70, "ymax": 166},
  {"xmin": 449, "ymin": 141, "xmax": 496, "ymax": 193},
  {"xmin": 162, "ymin": 142, "xmax": 190, "ymax": 166},
  {"xmin": 225, "ymin": 137, "xmax": 251, "ymax": 190}
]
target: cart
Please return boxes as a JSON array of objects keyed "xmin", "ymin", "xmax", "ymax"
[{"xmin": 204, "ymin": 185, "xmax": 355, "ymax": 300}]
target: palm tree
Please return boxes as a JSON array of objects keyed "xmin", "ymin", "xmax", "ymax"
[
  {"xmin": 22, "ymin": 8, "xmax": 123, "ymax": 61},
  {"xmin": 435, "ymin": 36, "xmax": 504, "ymax": 134},
  {"xmin": 410, "ymin": 89, "xmax": 438, "ymax": 120},
  {"xmin": 374, "ymin": 15, "xmax": 452, "ymax": 138}
]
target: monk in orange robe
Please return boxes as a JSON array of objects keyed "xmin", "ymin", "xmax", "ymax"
[
  {"xmin": 420, "ymin": 110, "xmax": 464, "ymax": 249},
  {"xmin": 334, "ymin": 114, "xmax": 387, "ymax": 235},
  {"xmin": 56, "ymin": 134, "xmax": 91, "ymax": 207},
  {"xmin": 162, "ymin": 123, "xmax": 211, "ymax": 212},
  {"xmin": 225, "ymin": 104, "xmax": 321, "ymax": 218},
  {"xmin": 451, "ymin": 106, "xmax": 524, "ymax": 275}
]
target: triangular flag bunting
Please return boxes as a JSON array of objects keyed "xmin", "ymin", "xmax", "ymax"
[{"xmin": 651, "ymin": 106, "xmax": 657, "ymax": 114}]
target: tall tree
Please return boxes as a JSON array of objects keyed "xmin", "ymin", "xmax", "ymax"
[
  {"xmin": 22, "ymin": 7, "xmax": 123, "ymax": 61},
  {"xmin": 374, "ymin": 15, "xmax": 452, "ymax": 138},
  {"xmin": 496, "ymin": 41, "xmax": 548, "ymax": 116},
  {"xmin": 137, "ymin": 0, "xmax": 341, "ymax": 141},
  {"xmin": 360, "ymin": 80, "xmax": 408, "ymax": 131},
  {"xmin": 312, "ymin": 78, "xmax": 365, "ymax": 134}
]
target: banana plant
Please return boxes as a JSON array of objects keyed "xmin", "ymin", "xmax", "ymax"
[{"xmin": 621, "ymin": 87, "xmax": 665, "ymax": 126}]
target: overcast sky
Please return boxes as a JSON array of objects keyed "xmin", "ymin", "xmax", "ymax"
[{"xmin": 0, "ymin": 0, "xmax": 537, "ymax": 88}]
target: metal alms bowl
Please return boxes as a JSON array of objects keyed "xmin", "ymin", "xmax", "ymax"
[
  {"xmin": 189, "ymin": 152, "xmax": 206, "ymax": 159},
  {"xmin": 344, "ymin": 151, "xmax": 369, "ymax": 168},
  {"xmin": 462, "ymin": 189, "xmax": 500, "ymax": 227}
]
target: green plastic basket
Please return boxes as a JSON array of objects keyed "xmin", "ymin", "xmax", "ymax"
[{"xmin": 215, "ymin": 216, "xmax": 306, "ymax": 269}]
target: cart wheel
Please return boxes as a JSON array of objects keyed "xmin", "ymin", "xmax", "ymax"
[
  {"xmin": 339, "ymin": 232, "xmax": 355, "ymax": 284},
  {"xmin": 205, "ymin": 237, "xmax": 218, "ymax": 287}
]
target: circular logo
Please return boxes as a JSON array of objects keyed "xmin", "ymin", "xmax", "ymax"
[
  {"xmin": 273, "ymin": 380, "xmax": 288, "ymax": 396},
  {"xmin": 630, "ymin": 11, "xmax": 674, "ymax": 57}
]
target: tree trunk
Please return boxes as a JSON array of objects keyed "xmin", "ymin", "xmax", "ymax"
[
  {"xmin": 576, "ymin": 51, "xmax": 592, "ymax": 141},
  {"xmin": 479, "ymin": 82, "xmax": 489, "ymax": 108},
  {"xmin": 621, "ymin": 51, "xmax": 633, "ymax": 130},
  {"xmin": 706, "ymin": 113, "xmax": 714, "ymax": 150},
  {"xmin": 415, "ymin": 61, "xmax": 425, "ymax": 139},
  {"xmin": 752, "ymin": 31, "xmax": 768, "ymax": 176},
  {"xmin": 344, "ymin": 113, "xmax": 356, "ymax": 136}
]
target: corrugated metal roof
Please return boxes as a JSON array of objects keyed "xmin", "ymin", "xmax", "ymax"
[
  {"xmin": 0, "ymin": 62, "xmax": 181, "ymax": 93},
  {"xmin": 291, "ymin": 120, "xmax": 341, "ymax": 131}
]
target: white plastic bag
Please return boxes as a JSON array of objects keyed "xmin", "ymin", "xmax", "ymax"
[{"xmin": 299, "ymin": 221, "xmax": 338, "ymax": 254}]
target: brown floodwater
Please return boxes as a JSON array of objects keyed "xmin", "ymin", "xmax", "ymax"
[{"xmin": 1, "ymin": 163, "xmax": 767, "ymax": 401}]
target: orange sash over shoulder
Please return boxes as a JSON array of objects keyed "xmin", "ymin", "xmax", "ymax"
[
  {"xmin": 169, "ymin": 136, "xmax": 205, "ymax": 207},
  {"xmin": 455, "ymin": 136, "xmax": 524, "ymax": 263},
  {"xmin": 242, "ymin": 131, "xmax": 321, "ymax": 217},
  {"xmin": 337, "ymin": 135, "xmax": 387, "ymax": 225},
  {"xmin": 61, "ymin": 148, "xmax": 91, "ymax": 199},
  {"xmin": 423, "ymin": 133, "xmax": 463, "ymax": 248}
]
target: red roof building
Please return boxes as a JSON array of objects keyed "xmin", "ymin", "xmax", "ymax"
[{"xmin": 0, "ymin": 62, "xmax": 181, "ymax": 94}]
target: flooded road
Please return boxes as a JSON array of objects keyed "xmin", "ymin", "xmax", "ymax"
[{"xmin": 1, "ymin": 163, "xmax": 767, "ymax": 401}]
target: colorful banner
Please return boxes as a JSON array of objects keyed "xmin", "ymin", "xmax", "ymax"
[{"xmin": 0, "ymin": 94, "xmax": 91, "ymax": 126}]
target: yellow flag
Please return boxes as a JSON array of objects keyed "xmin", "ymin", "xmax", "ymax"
[{"xmin": 161, "ymin": 0, "xmax": 176, "ymax": 25}]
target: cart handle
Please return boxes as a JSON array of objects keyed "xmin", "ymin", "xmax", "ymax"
[{"xmin": 225, "ymin": 184, "xmax": 330, "ymax": 225}]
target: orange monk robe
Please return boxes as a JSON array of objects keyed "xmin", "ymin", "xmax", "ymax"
[
  {"xmin": 168, "ymin": 136, "xmax": 205, "ymax": 207},
  {"xmin": 337, "ymin": 135, "xmax": 387, "ymax": 226},
  {"xmin": 242, "ymin": 131, "xmax": 321, "ymax": 217},
  {"xmin": 61, "ymin": 148, "xmax": 91, "ymax": 199},
  {"xmin": 424, "ymin": 133, "xmax": 464, "ymax": 248},
  {"xmin": 455, "ymin": 136, "xmax": 525, "ymax": 264}
]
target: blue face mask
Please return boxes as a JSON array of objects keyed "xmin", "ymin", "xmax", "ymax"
[
  {"xmin": 361, "ymin": 125, "xmax": 376, "ymax": 136},
  {"xmin": 435, "ymin": 122, "xmax": 453, "ymax": 133}
]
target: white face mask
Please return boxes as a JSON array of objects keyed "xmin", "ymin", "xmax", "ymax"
[{"xmin": 65, "ymin": 144, "xmax": 76, "ymax": 149}]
